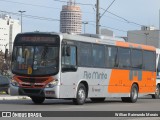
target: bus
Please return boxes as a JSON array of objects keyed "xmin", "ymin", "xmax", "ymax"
[{"xmin": 10, "ymin": 32, "xmax": 156, "ymax": 105}]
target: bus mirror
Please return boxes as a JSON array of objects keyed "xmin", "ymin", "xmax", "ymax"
[
  {"xmin": 62, "ymin": 46, "xmax": 70, "ymax": 56},
  {"xmin": 66, "ymin": 46, "xmax": 70, "ymax": 56}
]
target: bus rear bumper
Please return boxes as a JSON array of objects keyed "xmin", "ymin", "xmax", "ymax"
[{"xmin": 10, "ymin": 84, "xmax": 59, "ymax": 98}]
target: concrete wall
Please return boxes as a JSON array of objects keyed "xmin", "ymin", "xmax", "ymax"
[{"xmin": 127, "ymin": 30, "xmax": 160, "ymax": 48}]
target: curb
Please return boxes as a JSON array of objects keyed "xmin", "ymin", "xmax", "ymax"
[{"xmin": 0, "ymin": 96, "xmax": 30, "ymax": 100}]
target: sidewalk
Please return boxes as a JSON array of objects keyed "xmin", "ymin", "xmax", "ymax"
[{"xmin": 0, "ymin": 94, "xmax": 30, "ymax": 100}]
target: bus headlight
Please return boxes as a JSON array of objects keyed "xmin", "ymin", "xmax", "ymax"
[
  {"xmin": 11, "ymin": 79, "xmax": 19, "ymax": 87},
  {"xmin": 46, "ymin": 80, "xmax": 58, "ymax": 88}
]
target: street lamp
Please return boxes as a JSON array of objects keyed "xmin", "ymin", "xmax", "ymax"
[
  {"xmin": 18, "ymin": 10, "xmax": 26, "ymax": 33},
  {"xmin": 82, "ymin": 22, "xmax": 88, "ymax": 34}
]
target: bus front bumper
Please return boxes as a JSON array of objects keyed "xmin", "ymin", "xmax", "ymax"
[{"xmin": 10, "ymin": 84, "xmax": 59, "ymax": 98}]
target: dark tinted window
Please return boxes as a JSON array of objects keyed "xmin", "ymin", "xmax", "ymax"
[
  {"xmin": 106, "ymin": 46, "xmax": 118, "ymax": 68},
  {"xmin": 92, "ymin": 44, "xmax": 105, "ymax": 67},
  {"xmin": 131, "ymin": 49, "xmax": 142, "ymax": 69},
  {"xmin": 143, "ymin": 51, "xmax": 155, "ymax": 71},
  {"xmin": 118, "ymin": 48, "xmax": 131, "ymax": 68},
  {"xmin": 62, "ymin": 46, "xmax": 77, "ymax": 66},
  {"xmin": 78, "ymin": 43, "xmax": 92, "ymax": 66}
]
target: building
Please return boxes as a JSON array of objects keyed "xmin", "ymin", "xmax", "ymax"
[
  {"xmin": 0, "ymin": 14, "xmax": 21, "ymax": 53},
  {"xmin": 60, "ymin": 0, "xmax": 82, "ymax": 34},
  {"xmin": 127, "ymin": 26, "xmax": 160, "ymax": 48},
  {"xmin": 101, "ymin": 28, "xmax": 113, "ymax": 37}
]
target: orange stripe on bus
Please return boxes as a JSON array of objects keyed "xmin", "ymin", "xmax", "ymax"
[
  {"xmin": 116, "ymin": 41, "xmax": 156, "ymax": 51},
  {"xmin": 108, "ymin": 69, "xmax": 156, "ymax": 93}
]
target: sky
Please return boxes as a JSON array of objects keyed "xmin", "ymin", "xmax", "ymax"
[{"xmin": 0, "ymin": 0, "xmax": 160, "ymax": 37}]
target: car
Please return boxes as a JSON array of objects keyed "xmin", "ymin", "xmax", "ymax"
[{"xmin": 0, "ymin": 75, "xmax": 10, "ymax": 94}]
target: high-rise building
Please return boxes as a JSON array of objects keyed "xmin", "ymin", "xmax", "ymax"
[
  {"xmin": 60, "ymin": 0, "xmax": 82, "ymax": 34},
  {"xmin": 0, "ymin": 14, "xmax": 21, "ymax": 53}
]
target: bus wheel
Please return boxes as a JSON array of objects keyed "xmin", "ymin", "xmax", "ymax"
[
  {"xmin": 90, "ymin": 98, "xmax": 105, "ymax": 103},
  {"xmin": 152, "ymin": 85, "xmax": 160, "ymax": 99},
  {"xmin": 129, "ymin": 84, "xmax": 138, "ymax": 103},
  {"xmin": 121, "ymin": 84, "xmax": 138, "ymax": 103},
  {"xmin": 30, "ymin": 96, "xmax": 45, "ymax": 104},
  {"xmin": 73, "ymin": 83, "xmax": 86, "ymax": 105}
]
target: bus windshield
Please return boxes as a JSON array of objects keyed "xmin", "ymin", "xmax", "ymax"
[{"xmin": 12, "ymin": 45, "xmax": 59, "ymax": 76}]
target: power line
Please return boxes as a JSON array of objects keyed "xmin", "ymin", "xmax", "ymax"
[
  {"xmin": 0, "ymin": 10, "xmax": 60, "ymax": 21},
  {"xmin": 0, "ymin": 0, "xmax": 147, "ymax": 28},
  {"xmin": 100, "ymin": 7, "xmax": 144, "ymax": 27},
  {"xmin": 0, "ymin": 0, "xmax": 155, "ymax": 38},
  {"xmin": 53, "ymin": 0, "xmax": 94, "ymax": 6},
  {"xmin": 0, "ymin": 9, "xmax": 113, "ymax": 32},
  {"xmin": 0, "ymin": 0, "xmax": 59, "ymax": 9},
  {"xmin": 101, "ymin": 25, "xmax": 127, "ymax": 33},
  {"xmin": 107, "ymin": 11, "xmax": 143, "ymax": 27},
  {"xmin": 96, "ymin": 0, "xmax": 116, "ymax": 34},
  {"xmin": 0, "ymin": 0, "xmax": 96, "ymax": 15},
  {"xmin": 1, "ymin": 10, "xmax": 158, "ymax": 40},
  {"xmin": 100, "ymin": 0, "xmax": 116, "ymax": 20},
  {"xmin": 89, "ymin": 22, "xmax": 159, "ymax": 40},
  {"xmin": 0, "ymin": 10, "xmax": 94, "ymax": 25}
]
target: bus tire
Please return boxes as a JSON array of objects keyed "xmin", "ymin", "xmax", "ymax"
[
  {"xmin": 30, "ymin": 96, "xmax": 45, "ymax": 104},
  {"xmin": 152, "ymin": 85, "xmax": 160, "ymax": 99},
  {"xmin": 90, "ymin": 98, "xmax": 105, "ymax": 103},
  {"xmin": 73, "ymin": 83, "xmax": 86, "ymax": 105},
  {"xmin": 121, "ymin": 84, "xmax": 138, "ymax": 103},
  {"xmin": 129, "ymin": 84, "xmax": 138, "ymax": 103}
]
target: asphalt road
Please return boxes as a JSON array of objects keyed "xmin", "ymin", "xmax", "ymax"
[
  {"xmin": 0, "ymin": 95, "xmax": 159, "ymax": 111},
  {"xmin": 0, "ymin": 95, "xmax": 160, "ymax": 120}
]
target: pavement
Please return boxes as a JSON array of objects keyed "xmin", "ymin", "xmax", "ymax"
[
  {"xmin": 0, "ymin": 94, "xmax": 152, "ymax": 100},
  {"xmin": 0, "ymin": 94, "xmax": 30, "ymax": 100}
]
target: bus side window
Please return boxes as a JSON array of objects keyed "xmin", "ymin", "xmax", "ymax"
[{"xmin": 62, "ymin": 45, "xmax": 77, "ymax": 66}]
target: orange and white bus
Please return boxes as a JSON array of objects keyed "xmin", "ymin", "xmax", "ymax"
[{"xmin": 10, "ymin": 32, "xmax": 156, "ymax": 105}]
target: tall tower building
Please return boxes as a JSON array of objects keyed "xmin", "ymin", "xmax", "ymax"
[
  {"xmin": 0, "ymin": 14, "xmax": 21, "ymax": 53},
  {"xmin": 60, "ymin": 0, "xmax": 82, "ymax": 34}
]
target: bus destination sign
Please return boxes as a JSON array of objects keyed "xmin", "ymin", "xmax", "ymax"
[{"xmin": 20, "ymin": 36, "xmax": 57, "ymax": 43}]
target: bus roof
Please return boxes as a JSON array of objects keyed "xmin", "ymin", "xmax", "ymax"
[
  {"xmin": 61, "ymin": 33, "xmax": 155, "ymax": 51},
  {"xmin": 17, "ymin": 32, "xmax": 156, "ymax": 51}
]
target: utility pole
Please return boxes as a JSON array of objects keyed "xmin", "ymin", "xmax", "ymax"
[{"xmin": 96, "ymin": 0, "xmax": 100, "ymax": 34}]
